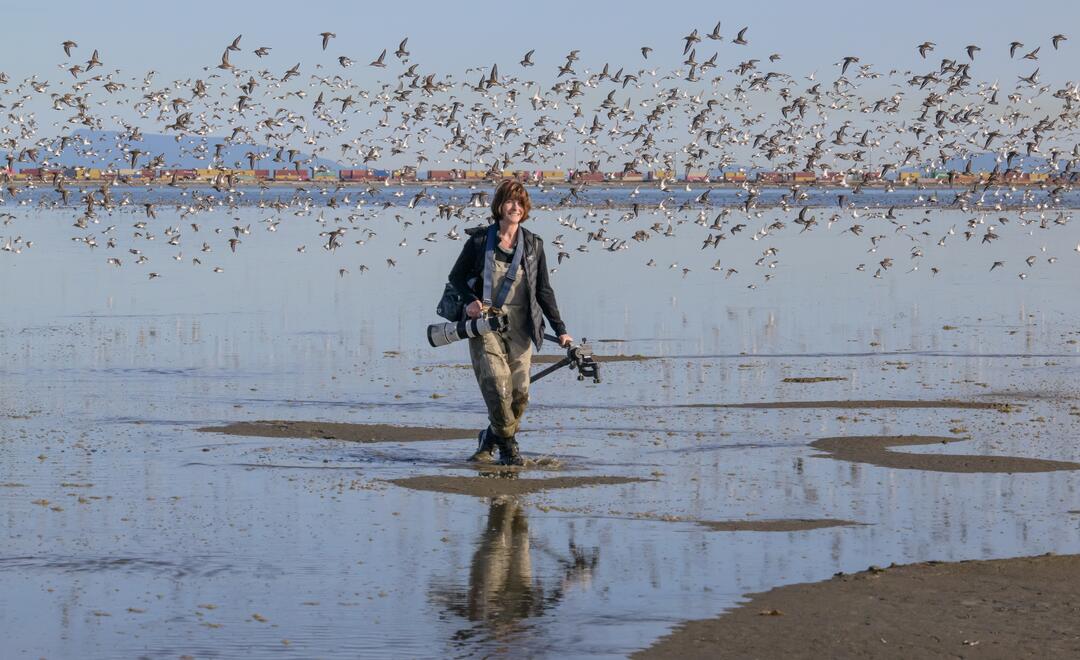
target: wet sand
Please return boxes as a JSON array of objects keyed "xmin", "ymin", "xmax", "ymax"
[
  {"xmin": 637, "ymin": 553, "xmax": 1080, "ymax": 659},
  {"xmin": 698, "ymin": 519, "xmax": 859, "ymax": 532},
  {"xmin": 531, "ymin": 353, "xmax": 655, "ymax": 363},
  {"xmin": 388, "ymin": 475, "xmax": 646, "ymax": 497},
  {"xmin": 197, "ymin": 420, "xmax": 475, "ymax": 443},
  {"xmin": 681, "ymin": 399, "xmax": 1020, "ymax": 411},
  {"xmin": 811, "ymin": 435, "xmax": 1080, "ymax": 473}
]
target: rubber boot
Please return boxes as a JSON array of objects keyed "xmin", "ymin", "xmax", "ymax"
[
  {"xmin": 498, "ymin": 436, "xmax": 525, "ymax": 467},
  {"xmin": 467, "ymin": 428, "xmax": 497, "ymax": 464}
]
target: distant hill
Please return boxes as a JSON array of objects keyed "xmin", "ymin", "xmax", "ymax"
[{"xmin": 42, "ymin": 130, "xmax": 344, "ymax": 171}]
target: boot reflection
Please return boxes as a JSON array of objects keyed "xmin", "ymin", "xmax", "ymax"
[
  {"xmin": 433, "ymin": 496, "xmax": 601, "ymax": 646},
  {"xmin": 465, "ymin": 497, "xmax": 541, "ymax": 631}
]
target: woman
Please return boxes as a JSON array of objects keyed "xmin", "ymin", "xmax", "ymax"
[{"xmin": 448, "ymin": 179, "xmax": 572, "ymax": 465}]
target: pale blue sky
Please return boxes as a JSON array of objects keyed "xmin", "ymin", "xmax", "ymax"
[
  {"xmin": 3, "ymin": 0, "xmax": 1077, "ymax": 171},
  {"xmin": 4, "ymin": 0, "xmax": 1076, "ymax": 84}
]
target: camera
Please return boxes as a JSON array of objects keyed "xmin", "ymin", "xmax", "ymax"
[{"xmin": 427, "ymin": 313, "xmax": 508, "ymax": 348}]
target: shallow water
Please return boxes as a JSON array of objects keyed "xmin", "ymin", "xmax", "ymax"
[{"xmin": 2, "ymin": 193, "xmax": 1080, "ymax": 657}]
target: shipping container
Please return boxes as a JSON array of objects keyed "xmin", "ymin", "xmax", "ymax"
[
  {"xmin": 1030, "ymin": 172, "xmax": 1049, "ymax": 182},
  {"xmin": 898, "ymin": 172, "xmax": 919, "ymax": 183},
  {"xmin": 372, "ymin": 169, "xmax": 391, "ymax": 178},
  {"xmin": 723, "ymin": 171, "xmax": 747, "ymax": 182},
  {"xmin": 792, "ymin": 171, "xmax": 816, "ymax": 183},
  {"xmin": 254, "ymin": 169, "xmax": 270, "ymax": 179},
  {"xmin": 273, "ymin": 171, "xmax": 311, "ymax": 181},
  {"xmin": 570, "ymin": 171, "xmax": 605, "ymax": 183},
  {"xmin": 542, "ymin": 170, "xmax": 564, "ymax": 181},
  {"xmin": 427, "ymin": 170, "xmax": 455, "ymax": 181}
]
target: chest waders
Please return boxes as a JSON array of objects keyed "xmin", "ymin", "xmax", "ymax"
[{"xmin": 468, "ymin": 225, "xmax": 530, "ymax": 465}]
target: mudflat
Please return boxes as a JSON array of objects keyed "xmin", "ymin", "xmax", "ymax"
[
  {"xmin": 389, "ymin": 474, "xmax": 646, "ymax": 497},
  {"xmin": 697, "ymin": 518, "xmax": 859, "ymax": 532},
  {"xmin": 531, "ymin": 353, "xmax": 655, "ymax": 364},
  {"xmin": 197, "ymin": 420, "xmax": 475, "ymax": 442},
  {"xmin": 680, "ymin": 399, "xmax": 1020, "ymax": 410},
  {"xmin": 811, "ymin": 435, "xmax": 1080, "ymax": 473},
  {"xmin": 637, "ymin": 553, "xmax": 1080, "ymax": 659}
]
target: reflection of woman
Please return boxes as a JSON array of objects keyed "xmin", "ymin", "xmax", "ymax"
[
  {"xmin": 429, "ymin": 497, "xmax": 601, "ymax": 648},
  {"xmin": 448, "ymin": 180, "xmax": 572, "ymax": 465},
  {"xmin": 465, "ymin": 498, "xmax": 541, "ymax": 627}
]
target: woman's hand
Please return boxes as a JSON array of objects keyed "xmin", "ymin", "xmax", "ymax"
[
  {"xmin": 465, "ymin": 300, "xmax": 484, "ymax": 319},
  {"xmin": 558, "ymin": 334, "xmax": 573, "ymax": 347}
]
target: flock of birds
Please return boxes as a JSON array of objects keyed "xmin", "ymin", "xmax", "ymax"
[{"xmin": 1, "ymin": 23, "xmax": 1079, "ymax": 284}]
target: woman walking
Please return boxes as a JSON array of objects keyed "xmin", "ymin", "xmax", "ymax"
[{"xmin": 448, "ymin": 179, "xmax": 572, "ymax": 465}]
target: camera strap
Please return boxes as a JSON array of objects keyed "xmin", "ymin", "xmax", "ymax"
[{"xmin": 481, "ymin": 224, "xmax": 524, "ymax": 310}]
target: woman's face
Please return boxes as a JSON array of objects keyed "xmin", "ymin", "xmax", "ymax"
[{"xmin": 499, "ymin": 197, "xmax": 525, "ymax": 225}]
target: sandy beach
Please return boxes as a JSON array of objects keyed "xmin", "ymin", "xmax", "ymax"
[{"xmin": 638, "ymin": 553, "xmax": 1080, "ymax": 658}]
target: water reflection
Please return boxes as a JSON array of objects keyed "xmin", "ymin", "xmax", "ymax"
[{"xmin": 432, "ymin": 497, "xmax": 599, "ymax": 648}]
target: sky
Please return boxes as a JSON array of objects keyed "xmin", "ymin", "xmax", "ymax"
[
  {"xmin": 5, "ymin": 0, "xmax": 1077, "ymax": 88},
  {"xmin": 3, "ymin": 0, "xmax": 1079, "ymax": 172}
]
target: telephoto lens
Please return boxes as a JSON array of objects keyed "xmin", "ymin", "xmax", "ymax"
[{"xmin": 427, "ymin": 313, "xmax": 508, "ymax": 348}]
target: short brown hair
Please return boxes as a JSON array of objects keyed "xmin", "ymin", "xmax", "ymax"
[{"xmin": 491, "ymin": 179, "xmax": 531, "ymax": 222}]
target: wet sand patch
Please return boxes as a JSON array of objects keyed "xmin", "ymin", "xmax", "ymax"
[
  {"xmin": 532, "ymin": 353, "xmax": 657, "ymax": 364},
  {"xmin": 636, "ymin": 554, "xmax": 1080, "ymax": 659},
  {"xmin": 781, "ymin": 376, "xmax": 848, "ymax": 384},
  {"xmin": 388, "ymin": 475, "xmax": 646, "ymax": 497},
  {"xmin": 197, "ymin": 420, "xmax": 475, "ymax": 443},
  {"xmin": 680, "ymin": 399, "xmax": 1020, "ymax": 411},
  {"xmin": 698, "ymin": 518, "xmax": 859, "ymax": 532},
  {"xmin": 811, "ymin": 435, "xmax": 1080, "ymax": 473}
]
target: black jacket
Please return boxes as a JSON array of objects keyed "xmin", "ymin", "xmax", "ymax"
[{"xmin": 448, "ymin": 224, "xmax": 567, "ymax": 350}]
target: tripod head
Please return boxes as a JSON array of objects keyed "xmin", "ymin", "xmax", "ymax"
[{"xmin": 530, "ymin": 335, "xmax": 601, "ymax": 385}]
